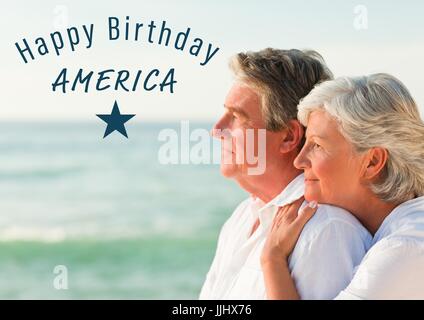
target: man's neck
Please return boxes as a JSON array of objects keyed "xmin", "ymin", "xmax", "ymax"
[{"xmin": 238, "ymin": 166, "xmax": 303, "ymax": 204}]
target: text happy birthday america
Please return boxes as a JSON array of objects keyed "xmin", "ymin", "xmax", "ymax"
[{"xmin": 15, "ymin": 16, "xmax": 220, "ymax": 93}]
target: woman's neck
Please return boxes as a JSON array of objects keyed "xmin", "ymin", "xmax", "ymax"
[{"xmin": 344, "ymin": 191, "xmax": 399, "ymax": 235}]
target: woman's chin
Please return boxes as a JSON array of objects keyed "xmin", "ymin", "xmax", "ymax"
[{"xmin": 304, "ymin": 189, "xmax": 322, "ymax": 203}]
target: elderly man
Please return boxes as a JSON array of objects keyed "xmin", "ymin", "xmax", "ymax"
[{"xmin": 199, "ymin": 48, "xmax": 372, "ymax": 300}]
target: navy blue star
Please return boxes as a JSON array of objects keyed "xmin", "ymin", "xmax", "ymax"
[{"xmin": 96, "ymin": 101, "xmax": 135, "ymax": 138}]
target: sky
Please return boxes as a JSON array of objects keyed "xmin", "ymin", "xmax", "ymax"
[{"xmin": 1, "ymin": 0, "xmax": 423, "ymax": 122}]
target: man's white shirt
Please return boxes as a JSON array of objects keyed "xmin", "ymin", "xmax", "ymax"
[
  {"xmin": 199, "ymin": 174, "xmax": 372, "ymax": 299},
  {"xmin": 336, "ymin": 196, "xmax": 424, "ymax": 300}
]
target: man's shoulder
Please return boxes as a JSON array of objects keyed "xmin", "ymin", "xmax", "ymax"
[
  {"xmin": 219, "ymin": 198, "xmax": 253, "ymax": 235},
  {"xmin": 226, "ymin": 197, "xmax": 252, "ymax": 220},
  {"xmin": 315, "ymin": 203, "xmax": 366, "ymax": 228},
  {"xmin": 234, "ymin": 197, "xmax": 254, "ymax": 213},
  {"xmin": 300, "ymin": 203, "xmax": 371, "ymax": 243}
]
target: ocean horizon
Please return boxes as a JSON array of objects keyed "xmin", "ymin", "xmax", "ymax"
[{"xmin": 0, "ymin": 121, "xmax": 247, "ymax": 299}]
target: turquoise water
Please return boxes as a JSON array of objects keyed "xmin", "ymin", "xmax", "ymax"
[{"xmin": 0, "ymin": 122, "xmax": 246, "ymax": 299}]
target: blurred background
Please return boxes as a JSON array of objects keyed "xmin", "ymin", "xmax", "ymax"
[
  {"xmin": 0, "ymin": 121, "xmax": 246, "ymax": 298},
  {"xmin": 0, "ymin": 0, "xmax": 423, "ymax": 298}
]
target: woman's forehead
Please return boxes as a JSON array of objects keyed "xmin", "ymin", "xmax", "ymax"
[{"xmin": 306, "ymin": 110, "xmax": 340, "ymax": 139}]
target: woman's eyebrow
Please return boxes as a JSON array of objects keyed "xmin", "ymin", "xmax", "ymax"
[{"xmin": 305, "ymin": 133, "xmax": 327, "ymax": 140}]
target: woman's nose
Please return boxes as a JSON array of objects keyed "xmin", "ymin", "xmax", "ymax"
[{"xmin": 294, "ymin": 146, "xmax": 310, "ymax": 170}]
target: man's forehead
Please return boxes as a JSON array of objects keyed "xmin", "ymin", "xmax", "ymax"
[
  {"xmin": 226, "ymin": 83, "xmax": 259, "ymax": 102},
  {"xmin": 225, "ymin": 84, "xmax": 260, "ymax": 113}
]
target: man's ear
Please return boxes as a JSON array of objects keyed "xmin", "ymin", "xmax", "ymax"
[
  {"xmin": 362, "ymin": 147, "xmax": 388, "ymax": 181},
  {"xmin": 279, "ymin": 120, "xmax": 304, "ymax": 154}
]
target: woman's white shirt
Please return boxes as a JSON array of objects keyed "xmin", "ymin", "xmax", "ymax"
[{"xmin": 336, "ymin": 196, "xmax": 424, "ymax": 300}]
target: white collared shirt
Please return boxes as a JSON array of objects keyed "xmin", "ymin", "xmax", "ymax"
[
  {"xmin": 336, "ymin": 196, "xmax": 424, "ymax": 300},
  {"xmin": 199, "ymin": 174, "xmax": 372, "ymax": 300}
]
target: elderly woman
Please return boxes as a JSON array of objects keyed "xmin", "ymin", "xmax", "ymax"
[{"xmin": 261, "ymin": 73, "xmax": 424, "ymax": 299}]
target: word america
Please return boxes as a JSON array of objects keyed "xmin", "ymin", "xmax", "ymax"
[{"xmin": 14, "ymin": 16, "xmax": 220, "ymax": 66}]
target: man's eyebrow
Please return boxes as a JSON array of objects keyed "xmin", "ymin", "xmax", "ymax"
[{"xmin": 224, "ymin": 105, "xmax": 249, "ymax": 118}]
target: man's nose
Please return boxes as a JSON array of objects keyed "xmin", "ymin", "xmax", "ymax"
[{"xmin": 211, "ymin": 114, "xmax": 231, "ymax": 139}]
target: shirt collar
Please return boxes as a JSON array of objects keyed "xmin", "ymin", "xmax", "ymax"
[
  {"xmin": 259, "ymin": 173, "xmax": 305, "ymax": 212},
  {"xmin": 249, "ymin": 173, "xmax": 305, "ymax": 228}
]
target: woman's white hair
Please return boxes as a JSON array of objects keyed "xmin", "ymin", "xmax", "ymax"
[{"xmin": 298, "ymin": 73, "xmax": 424, "ymax": 203}]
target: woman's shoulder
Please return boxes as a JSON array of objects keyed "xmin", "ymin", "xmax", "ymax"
[{"xmin": 375, "ymin": 197, "xmax": 424, "ymax": 246}]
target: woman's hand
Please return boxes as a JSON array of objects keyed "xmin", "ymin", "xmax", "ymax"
[{"xmin": 261, "ymin": 197, "xmax": 318, "ymax": 265}]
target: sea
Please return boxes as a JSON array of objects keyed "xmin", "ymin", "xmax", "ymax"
[{"xmin": 0, "ymin": 121, "xmax": 246, "ymax": 299}]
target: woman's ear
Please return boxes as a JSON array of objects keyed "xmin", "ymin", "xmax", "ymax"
[
  {"xmin": 362, "ymin": 147, "xmax": 388, "ymax": 181},
  {"xmin": 279, "ymin": 120, "xmax": 304, "ymax": 154}
]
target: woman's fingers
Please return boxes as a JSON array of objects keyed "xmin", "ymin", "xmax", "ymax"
[
  {"xmin": 264, "ymin": 198, "xmax": 318, "ymax": 260},
  {"xmin": 282, "ymin": 197, "xmax": 305, "ymax": 222},
  {"xmin": 272, "ymin": 197, "xmax": 305, "ymax": 228},
  {"xmin": 289, "ymin": 197, "xmax": 305, "ymax": 217},
  {"xmin": 294, "ymin": 200, "xmax": 318, "ymax": 228}
]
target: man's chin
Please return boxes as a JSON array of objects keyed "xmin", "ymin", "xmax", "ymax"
[{"xmin": 219, "ymin": 164, "xmax": 238, "ymax": 178}]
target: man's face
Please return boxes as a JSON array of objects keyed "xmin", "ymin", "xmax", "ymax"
[
  {"xmin": 212, "ymin": 83, "xmax": 263, "ymax": 178},
  {"xmin": 212, "ymin": 83, "xmax": 287, "ymax": 180}
]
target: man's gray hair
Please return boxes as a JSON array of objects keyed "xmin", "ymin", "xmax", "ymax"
[{"xmin": 230, "ymin": 48, "xmax": 333, "ymax": 132}]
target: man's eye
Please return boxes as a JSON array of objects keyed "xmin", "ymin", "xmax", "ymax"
[{"xmin": 313, "ymin": 143, "xmax": 322, "ymax": 150}]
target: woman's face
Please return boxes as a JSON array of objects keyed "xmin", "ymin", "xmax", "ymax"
[{"xmin": 294, "ymin": 110, "xmax": 366, "ymax": 206}]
